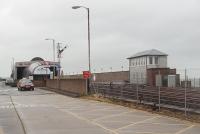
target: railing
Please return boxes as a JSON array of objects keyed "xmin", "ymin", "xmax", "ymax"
[{"xmin": 90, "ymin": 82, "xmax": 200, "ymax": 113}]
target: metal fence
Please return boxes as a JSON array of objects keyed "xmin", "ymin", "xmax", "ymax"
[
  {"xmin": 90, "ymin": 82, "xmax": 200, "ymax": 115},
  {"xmin": 177, "ymin": 68, "xmax": 200, "ymax": 88}
]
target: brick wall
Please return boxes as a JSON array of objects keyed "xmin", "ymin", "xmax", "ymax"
[
  {"xmin": 46, "ymin": 79, "xmax": 87, "ymax": 96},
  {"xmin": 32, "ymin": 80, "xmax": 46, "ymax": 87},
  {"xmin": 147, "ymin": 68, "xmax": 177, "ymax": 86},
  {"xmin": 63, "ymin": 71, "xmax": 129, "ymax": 83},
  {"xmin": 93, "ymin": 71, "xmax": 129, "ymax": 82}
]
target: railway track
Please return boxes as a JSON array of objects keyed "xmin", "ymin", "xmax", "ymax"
[{"xmin": 90, "ymin": 83, "xmax": 200, "ymax": 111}]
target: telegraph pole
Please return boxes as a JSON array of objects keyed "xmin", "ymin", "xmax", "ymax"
[{"xmin": 57, "ymin": 42, "xmax": 67, "ymax": 81}]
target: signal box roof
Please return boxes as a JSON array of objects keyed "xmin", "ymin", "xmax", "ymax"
[{"xmin": 127, "ymin": 49, "xmax": 168, "ymax": 59}]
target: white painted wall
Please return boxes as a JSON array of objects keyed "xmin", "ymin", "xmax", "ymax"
[
  {"xmin": 158, "ymin": 56, "xmax": 167, "ymax": 68},
  {"xmin": 146, "ymin": 56, "xmax": 167, "ymax": 68},
  {"xmin": 130, "ymin": 66, "xmax": 147, "ymax": 84},
  {"xmin": 129, "ymin": 57, "xmax": 147, "ymax": 84}
]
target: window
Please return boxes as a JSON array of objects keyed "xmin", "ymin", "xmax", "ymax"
[
  {"xmin": 138, "ymin": 59, "xmax": 140, "ymax": 65},
  {"xmin": 155, "ymin": 56, "xmax": 158, "ymax": 64},
  {"xmin": 131, "ymin": 60, "xmax": 134, "ymax": 66},
  {"xmin": 149, "ymin": 56, "xmax": 153, "ymax": 64}
]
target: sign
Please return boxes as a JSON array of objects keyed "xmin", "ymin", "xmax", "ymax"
[
  {"xmin": 16, "ymin": 62, "xmax": 31, "ymax": 67},
  {"xmin": 83, "ymin": 71, "xmax": 91, "ymax": 79},
  {"xmin": 93, "ymin": 74, "xmax": 96, "ymax": 81},
  {"xmin": 168, "ymin": 75, "xmax": 176, "ymax": 87},
  {"xmin": 156, "ymin": 74, "xmax": 162, "ymax": 87}
]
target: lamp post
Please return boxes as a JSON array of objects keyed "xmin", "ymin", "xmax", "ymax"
[
  {"xmin": 72, "ymin": 6, "xmax": 91, "ymax": 73},
  {"xmin": 45, "ymin": 38, "xmax": 56, "ymax": 79},
  {"xmin": 12, "ymin": 57, "xmax": 15, "ymax": 81}
]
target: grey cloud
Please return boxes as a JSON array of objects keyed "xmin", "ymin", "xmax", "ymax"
[{"xmin": 0, "ymin": 0, "xmax": 200, "ymax": 77}]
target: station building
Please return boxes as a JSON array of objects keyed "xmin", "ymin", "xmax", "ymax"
[{"xmin": 13, "ymin": 57, "xmax": 60, "ymax": 81}]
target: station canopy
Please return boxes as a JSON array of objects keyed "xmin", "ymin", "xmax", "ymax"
[{"xmin": 28, "ymin": 62, "xmax": 51, "ymax": 75}]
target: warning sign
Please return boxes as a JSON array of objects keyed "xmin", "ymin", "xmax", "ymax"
[{"xmin": 83, "ymin": 71, "xmax": 91, "ymax": 79}]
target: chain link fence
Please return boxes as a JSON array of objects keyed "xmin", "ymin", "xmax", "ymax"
[
  {"xmin": 177, "ymin": 68, "xmax": 200, "ymax": 88},
  {"xmin": 90, "ymin": 68, "xmax": 200, "ymax": 116}
]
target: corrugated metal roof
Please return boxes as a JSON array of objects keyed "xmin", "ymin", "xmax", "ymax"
[{"xmin": 127, "ymin": 49, "xmax": 168, "ymax": 59}]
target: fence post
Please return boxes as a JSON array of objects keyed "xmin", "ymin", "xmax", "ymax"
[
  {"xmin": 184, "ymin": 69, "xmax": 187, "ymax": 116},
  {"xmin": 120, "ymin": 83, "xmax": 123, "ymax": 99},
  {"xmin": 136, "ymin": 73, "xmax": 139, "ymax": 103},
  {"xmin": 158, "ymin": 70, "xmax": 161, "ymax": 111},
  {"xmin": 101, "ymin": 68, "xmax": 103, "ymax": 73},
  {"xmin": 199, "ymin": 78, "xmax": 200, "ymax": 88}
]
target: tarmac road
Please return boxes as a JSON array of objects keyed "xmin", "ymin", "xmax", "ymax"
[{"xmin": 0, "ymin": 81, "xmax": 199, "ymax": 134}]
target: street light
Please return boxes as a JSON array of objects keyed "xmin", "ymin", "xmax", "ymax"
[
  {"xmin": 72, "ymin": 6, "xmax": 91, "ymax": 73},
  {"xmin": 72, "ymin": 6, "xmax": 82, "ymax": 9},
  {"xmin": 45, "ymin": 38, "xmax": 56, "ymax": 79}
]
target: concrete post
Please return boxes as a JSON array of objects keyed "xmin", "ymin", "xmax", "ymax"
[
  {"xmin": 158, "ymin": 70, "xmax": 161, "ymax": 111},
  {"xmin": 136, "ymin": 73, "xmax": 139, "ymax": 103},
  {"xmin": 184, "ymin": 69, "xmax": 187, "ymax": 116}
]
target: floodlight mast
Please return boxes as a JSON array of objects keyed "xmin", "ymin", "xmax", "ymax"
[{"xmin": 45, "ymin": 38, "xmax": 56, "ymax": 79}]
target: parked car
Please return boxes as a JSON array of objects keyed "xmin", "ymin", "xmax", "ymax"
[
  {"xmin": 5, "ymin": 78, "xmax": 16, "ymax": 86},
  {"xmin": 17, "ymin": 78, "xmax": 34, "ymax": 91}
]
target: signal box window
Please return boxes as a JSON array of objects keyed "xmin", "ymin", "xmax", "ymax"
[{"xmin": 149, "ymin": 57, "xmax": 153, "ymax": 64}]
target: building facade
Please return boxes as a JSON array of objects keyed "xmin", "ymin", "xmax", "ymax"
[
  {"xmin": 13, "ymin": 57, "xmax": 60, "ymax": 81},
  {"xmin": 127, "ymin": 49, "xmax": 168, "ymax": 84}
]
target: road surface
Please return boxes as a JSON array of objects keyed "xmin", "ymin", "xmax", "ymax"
[{"xmin": 0, "ymin": 82, "xmax": 199, "ymax": 134}]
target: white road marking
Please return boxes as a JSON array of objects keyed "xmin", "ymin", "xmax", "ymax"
[
  {"xmin": 63, "ymin": 109, "xmax": 119, "ymax": 134},
  {"xmin": 174, "ymin": 125, "xmax": 195, "ymax": 134},
  {"xmin": 0, "ymin": 103, "xmax": 50, "ymax": 109},
  {"xmin": 93, "ymin": 111, "xmax": 132, "ymax": 121},
  {"xmin": 119, "ymin": 130, "xmax": 172, "ymax": 134},
  {"xmin": 115, "ymin": 116, "xmax": 160, "ymax": 131},
  {"xmin": 79, "ymin": 107, "xmax": 115, "ymax": 114},
  {"xmin": 147, "ymin": 122, "xmax": 187, "ymax": 126},
  {"xmin": 0, "ymin": 89, "xmax": 15, "ymax": 92},
  {"xmin": 0, "ymin": 105, "xmax": 14, "ymax": 109}
]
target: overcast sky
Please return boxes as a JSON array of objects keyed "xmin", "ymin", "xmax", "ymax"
[{"xmin": 0, "ymin": 0, "xmax": 200, "ymax": 77}]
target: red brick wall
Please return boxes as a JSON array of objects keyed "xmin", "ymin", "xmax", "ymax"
[
  {"xmin": 32, "ymin": 80, "xmax": 46, "ymax": 87},
  {"xmin": 63, "ymin": 71, "xmax": 129, "ymax": 82},
  {"xmin": 92, "ymin": 71, "xmax": 129, "ymax": 82},
  {"xmin": 147, "ymin": 68, "xmax": 176, "ymax": 86}
]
